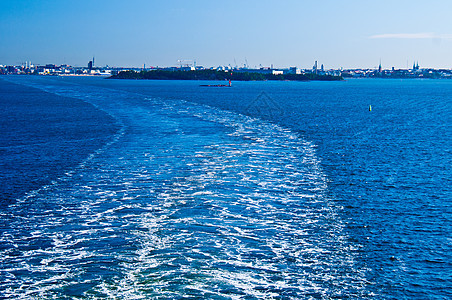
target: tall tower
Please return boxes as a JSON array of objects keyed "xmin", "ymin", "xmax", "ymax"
[
  {"xmin": 92, "ymin": 56, "xmax": 95, "ymax": 67},
  {"xmin": 378, "ymin": 59, "xmax": 382, "ymax": 73}
]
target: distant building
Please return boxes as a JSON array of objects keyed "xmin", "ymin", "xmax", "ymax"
[
  {"xmin": 284, "ymin": 67, "xmax": 301, "ymax": 75},
  {"xmin": 234, "ymin": 67, "xmax": 272, "ymax": 74},
  {"xmin": 180, "ymin": 66, "xmax": 195, "ymax": 71}
]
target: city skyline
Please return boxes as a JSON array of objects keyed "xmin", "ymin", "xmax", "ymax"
[{"xmin": 2, "ymin": 0, "xmax": 452, "ymax": 69}]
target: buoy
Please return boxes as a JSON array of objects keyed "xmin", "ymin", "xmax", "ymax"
[{"xmin": 369, "ymin": 105, "xmax": 372, "ymax": 111}]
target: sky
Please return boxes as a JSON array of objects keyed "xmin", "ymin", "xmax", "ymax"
[{"xmin": 1, "ymin": 0, "xmax": 452, "ymax": 69}]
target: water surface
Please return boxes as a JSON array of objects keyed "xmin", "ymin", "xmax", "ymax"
[{"xmin": 0, "ymin": 76, "xmax": 450, "ymax": 299}]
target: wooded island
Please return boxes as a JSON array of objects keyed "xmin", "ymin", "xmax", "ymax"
[{"xmin": 109, "ymin": 69, "xmax": 343, "ymax": 81}]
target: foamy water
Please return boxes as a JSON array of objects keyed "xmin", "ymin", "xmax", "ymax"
[{"xmin": 0, "ymin": 77, "xmax": 369, "ymax": 298}]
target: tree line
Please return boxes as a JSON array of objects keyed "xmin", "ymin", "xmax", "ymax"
[{"xmin": 109, "ymin": 69, "xmax": 342, "ymax": 81}]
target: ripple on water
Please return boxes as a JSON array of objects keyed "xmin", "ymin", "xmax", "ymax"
[{"xmin": 0, "ymin": 77, "xmax": 369, "ymax": 299}]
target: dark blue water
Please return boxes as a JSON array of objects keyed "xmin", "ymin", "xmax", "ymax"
[
  {"xmin": 0, "ymin": 76, "xmax": 450, "ymax": 299},
  {"xmin": 0, "ymin": 80, "xmax": 119, "ymax": 203}
]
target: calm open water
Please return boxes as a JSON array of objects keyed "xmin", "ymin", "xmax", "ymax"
[{"xmin": 0, "ymin": 76, "xmax": 450, "ymax": 299}]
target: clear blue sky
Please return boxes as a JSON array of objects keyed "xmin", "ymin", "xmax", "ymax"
[{"xmin": 1, "ymin": 0, "xmax": 452, "ymax": 69}]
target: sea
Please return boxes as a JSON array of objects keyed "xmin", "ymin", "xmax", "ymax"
[{"xmin": 0, "ymin": 75, "xmax": 450, "ymax": 299}]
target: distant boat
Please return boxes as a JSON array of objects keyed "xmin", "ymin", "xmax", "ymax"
[{"xmin": 200, "ymin": 80, "xmax": 232, "ymax": 87}]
